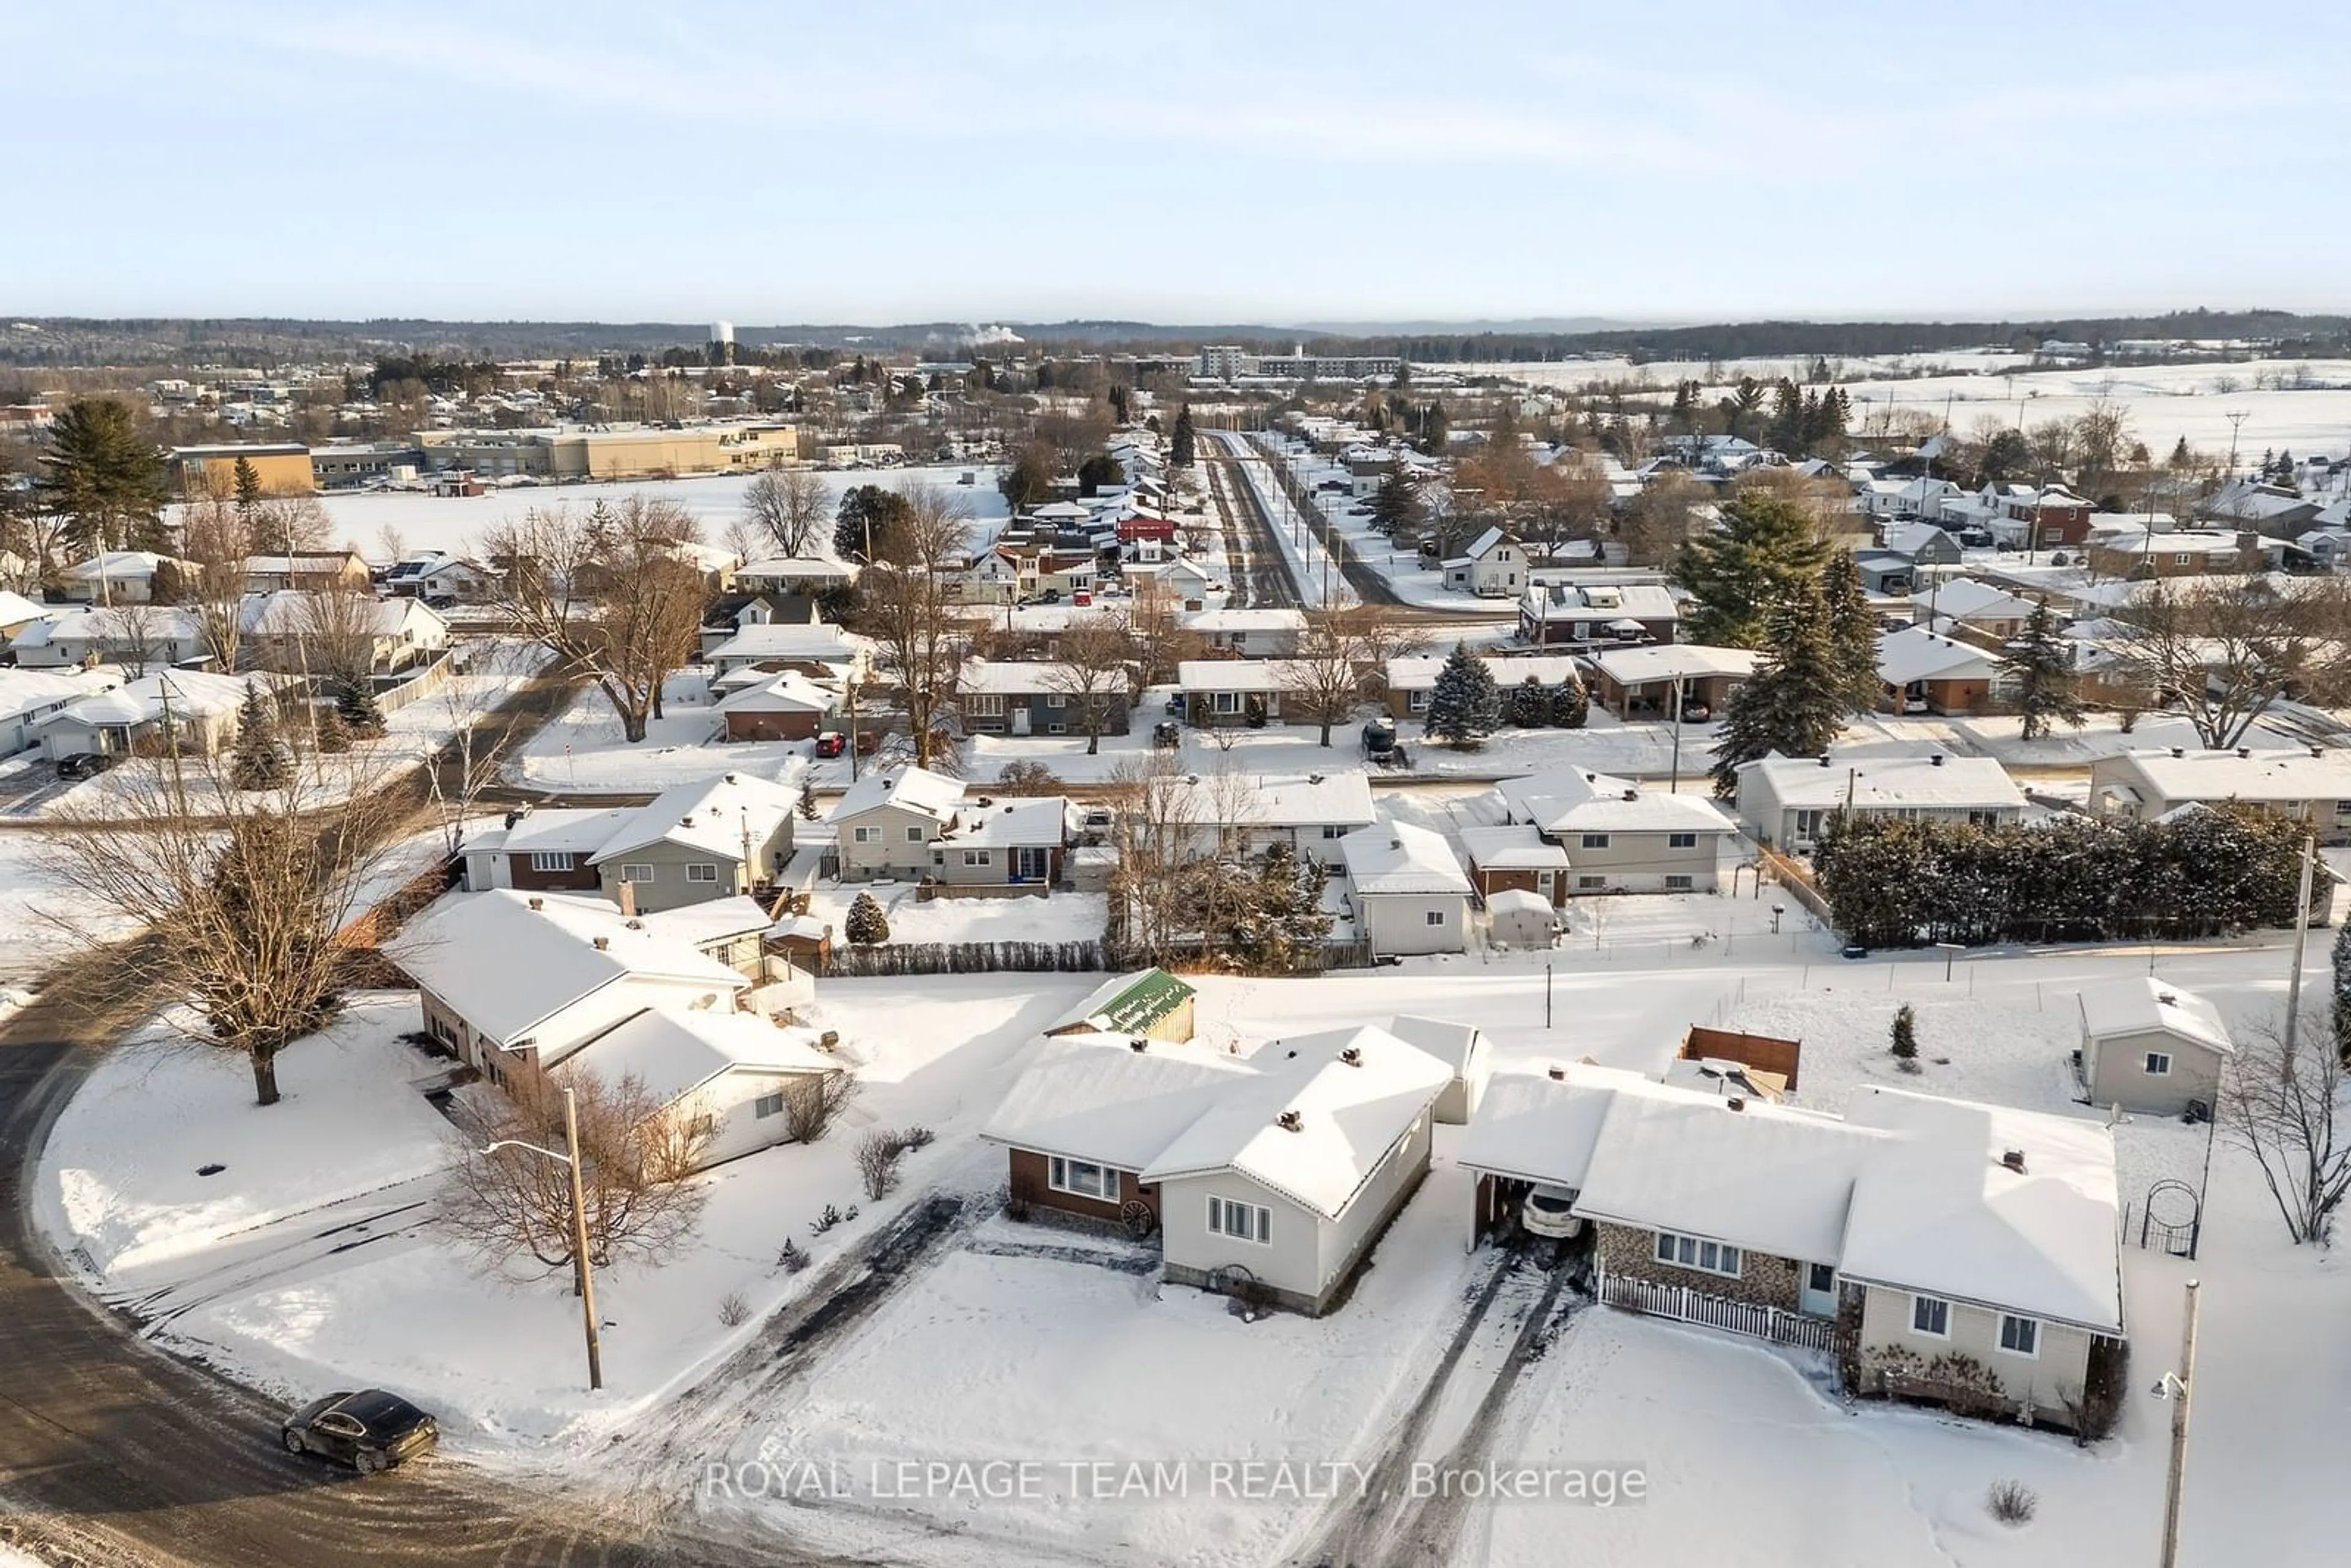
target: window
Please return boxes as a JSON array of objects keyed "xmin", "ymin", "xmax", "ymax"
[
  {"xmin": 1044, "ymin": 693, "xmax": 1066, "ymax": 709},
  {"xmin": 1581, "ymin": 833, "xmax": 1611, "ymax": 850},
  {"xmin": 527, "ymin": 851, "xmax": 576, "ymax": 872},
  {"xmin": 2173, "ymin": 553, "xmax": 2192, "ymax": 566},
  {"xmin": 754, "ymin": 1091, "xmax": 786, "ymax": 1119},
  {"xmin": 966, "ymin": 693, "xmax": 1005, "ymax": 717},
  {"xmin": 2145, "ymin": 1051, "xmax": 2172, "ymax": 1076},
  {"xmin": 1910, "ymin": 1294, "xmax": 1951, "ymax": 1337},
  {"xmin": 906, "ymin": 826, "xmax": 926, "ymax": 843},
  {"xmin": 1425, "ymin": 909, "xmax": 1445, "ymax": 926},
  {"xmin": 1207, "ymin": 1196, "xmax": 1270, "ymax": 1244},
  {"xmin": 1807, "ymin": 1262, "xmax": 1837, "ymax": 1294},
  {"xmin": 1048, "ymin": 1156, "xmax": 1110, "ymax": 1199},
  {"xmin": 618, "ymin": 863, "xmax": 656, "ymax": 883},
  {"xmin": 1408, "ymin": 689, "xmax": 1429, "ymax": 713},
  {"xmin": 1664, "ymin": 874, "xmax": 1694, "ymax": 891},
  {"xmin": 1668, "ymin": 832, "xmax": 1698, "ymax": 849},
  {"xmin": 1999, "ymin": 1314, "xmax": 2039, "ymax": 1357},
  {"xmin": 1321, "ymin": 824, "xmax": 1347, "ymax": 839},
  {"xmin": 853, "ymin": 826, "xmax": 879, "ymax": 844},
  {"xmin": 1213, "ymin": 691, "xmax": 1241, "ymax": 715},
  {"xmin": 686, "ymin": 863, "xmax": 719, "ymax": 883},
  {"xmin": 1577, "ymin": 875, "xmax": 1604, "ymax": 890},
  {"xmin": 1652, "ymin": 1231, "xmax": 1741, "ymax": 1278},
  {"xmin": 963, "ymin": 850, "xmax": 991, "ymax": 867}
]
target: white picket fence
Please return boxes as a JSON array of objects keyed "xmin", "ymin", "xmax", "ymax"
[{"xmin": 1600, "ymin": 1268, "xmax": 1834, "ymax": 1352}]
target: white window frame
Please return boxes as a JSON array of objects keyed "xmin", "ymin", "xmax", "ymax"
[
  {"xmin": 966, "ymin": 692, "xmax": 1005, "ymax": 718},
  {"xmin": 1664, "ymin": 874, "xmax": 1694, "ymax": 891},
  {"xmin": 1424, "ymin": 909, "xmax": 1445, "ymax": 926},
  {"xmin": 2145, "ymin": 1051, "xmax": 2173, "ymax": 1076},
  {"xmin": 1047, "ymin": 1155, "xmax": 1111, "ymax": 1199},
  {"xmin": 1207, "ymin": 1195, "xmax": 1270, "ymax": 1244},
  {"xmin": 905, "ymin": 825, "xmax": 926, "ymax": 843},
  {"xmin": 963, "ymin": 849, "xmax": 991, "ymax": 867},
  {"xmin": 685, "ymin": 863, "xmax": 720, "ymax": 883},
  {"xmin": 1043, "ymin": 692, "xmax": 1067, "ymax": 709},
  {"xmin": 852, "ymin": 825, "xmax": 879, "ymax": 844},
  {"xmin": 1581, "ymin": 833, "xmax": 1610, "ymax": 850},
  {"xmin": 1910, "ymin": 1293, "xmax": 1952, "ymax": 1338},
  {"xmin": 1652, "ymin": 1229, "xmax": 1741, "ymax": 1278},
  {"xmin": 527, "ymin": 850, "xmax": 576, "ymax": 872},
  {"xmin": 1577, "ymin": 874, "xmax": 1604, "ymax": 890},
  {"xmin": 1998, "ymin": 1313, "xmax": 2040, "ymax": 1358},
  {"xmin": 1213, "ymin": 691, "xmax": 1241, "ymax": 715},
  {"xmin": 1667, "ymin": 831, "xmax": 1698, "ymax": 849},
  {"xmin": 618, "ymin": 863, "xmax": 656, "ymax": 883},
  {"xmin": 753, "ymin": 1091, "xmax": 786, "ymax": 1119}
]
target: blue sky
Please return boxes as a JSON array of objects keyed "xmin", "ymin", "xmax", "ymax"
[{"xmin": 4, "ymin": 1, "xmax": 2340, "ymax": 325}]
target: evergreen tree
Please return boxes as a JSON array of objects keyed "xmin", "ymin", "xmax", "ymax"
[
  {"xmin": 1075, "ymin": 452, "xmax": 1125, "ymax": 497},
  {"xmin": 2333, "ymin": 920, "xmax": 2351, "ymax": 1063},
  {"xmin": 1819, "ymin": 553, "xmax": 1881, "ymax": 711},
  {"xmin": 1889, "ymin": 1003, "xmax": 1919, "ymax": 1063},
  {"xmin": 1367, "ymin": 470, "xmax": 1420, "ymax": 536},
  {"xmin": 232, "ymin": 455, "xmax": 264, "ymax": 511},
  {"xmin": 1421, "ymin": 399, "xmax": 1450, "ymax": 451},
  {"xmin": 1228, "ymin": 841, "xmax": 1333, "ymax": 972},
  {"xmin": 335, "ymin": 678, "xmax": 386, "ymax": 737},
  {"xmin": 797, "ymin": 781, "xmax": 819, "ymax": 820},
  {"xmin": 2004, "ymin": 596, "xmax": 2084, "ymax": 740},
  {"xmin": 1676, "ymin": 490, "xmax": 1829, "ymax": 648},
  {"xmin": 312, "ymin": 704, "xmax": 352, "ymax": 755},
  {"xmin": 1549, "ymin": 678, "xmax": 1590, "ymax": 729},
  {"xmin": 1710, "ymin": 577, "xmax": 1850, "ymax": 795},
  {"xmin": 1107, "ymin": 383, "xmax": 1131, "ymax": 424},
  {"xmin": 1169, "ymin": 404, "xmax": 1197, "ymax": 468},
  {"xmin": 844, "ymin": 891, "xmax": 890, "ymax": 947},
  {"xmin": 230, "ymin": 682, "xmax": 290, "ymax": 790},
  {"xmin": 1422, "ymin": 641, "xmax": 1502, "ymax": 749},
  {"xmin": 148, "ymin": 558, "xmax": 188, "ymax": 606},
  {"xmin": 37, "ymin": 397, "xmax": 169, "ymax": 553},
  {"xmin": 1764, "ymin": 378, "xmax": 1804, "ymax": 454},
  {"xmin": 836, "ymin": 482, "xmax": 915, "ymax": 560},
  {"xmin": 1506, "ymin": 675, "xmax": 1550, "ymax": 729}
]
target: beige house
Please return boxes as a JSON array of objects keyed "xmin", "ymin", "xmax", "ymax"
[
  {"xmin": 926, "ymin": 797, "xmax": 1075, "ymax": 894},
  {"xmin": 2074, "ymin": 977, "xmax": 2232, "ymax": 1116},
  {"xmin": 828, "ymin": 765, "xmax": 967, "ymax": 880},
  {"xmin": 2087, "ymin": 746, "xmax": 2351, "ymax": 845},
  {"xmin": 1495, "ymin": 767, "xmax": 1734, "ymax": 894}
]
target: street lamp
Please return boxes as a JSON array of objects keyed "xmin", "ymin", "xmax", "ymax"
[{"xmin": 482, "ymin": 1084, "xmax": 604, "ymax": 1392}]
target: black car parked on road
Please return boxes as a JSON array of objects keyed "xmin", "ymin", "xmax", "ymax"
[{"xmin": 282, "ymin": 1390, "xmax": 438, "ymax": 1474}]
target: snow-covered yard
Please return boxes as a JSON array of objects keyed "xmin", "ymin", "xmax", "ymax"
[
  {"xmin": 504, "ymin": 669, "xmax": 817, "ymax": 795},
  {"xmin": 0, "ymin": 830, "xmax": 142, "ymax": 991},
  {"xmin": 802, "ymin": 882, "xmax": 1106, "ymax": 947}
]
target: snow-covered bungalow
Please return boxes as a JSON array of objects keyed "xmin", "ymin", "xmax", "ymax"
[
  {"xmin": 1335, "ymin": 821, "xmax": 1472, "ymax": 956},
  {"xmin": 1874, "ymin": 625, "xmax": 1998, "ymax": 716},
  {"xmin": 2087, "ymin": 747, "xmax": 2351, "ymax": 845},
  {"xmin": 550, "ymin": 1006, "xmax": 843, "ymax": 1169},
  {"xmin": 1495, "ymin": 767, "xmax": 1735, "ymax": 894},
  {"xmin": 1732, "ymin": 751, "xmax": 2027, "ymax": 851},
  {"xmin": 1458, "ymin": 1065, "xmax": 2125, "ymax": 1430}
]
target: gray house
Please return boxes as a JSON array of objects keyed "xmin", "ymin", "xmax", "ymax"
[
  {"xmin": 828, "ymin": 765, "xmax": 966, "ymax": 880},
  {"xmin": 956, "ymin": 659, "xmax": 1131, "ymax": 738},
  {"xmin": 1336, "ymin": 821, "xmax": 1472, "ymax": 956},
  {"xmin": 587, "ymin": 773, "xmax": 797, "ymax": 913},
  {"xmin": 2075, "ymin": 977, "xmax": 2232, "ymax": 1116},
  {"xmin": 927, "ymin": 797, "xmax": 1076, "ymax": 894}
]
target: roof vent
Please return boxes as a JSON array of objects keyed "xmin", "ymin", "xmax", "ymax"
[
  {"xmin": 1726, "ymin": 1096, "xmax": 1746, "ymax": 1112},
  {"xmin": 1128, "ymin": 1037, "xmax": 1148, "ymax": 1053},
  {"xmin": 1621, "ymin": 789, "xmax": 1638, "ymax": 801},
  {"xmin": 1340, "ymin": 1046, "xmax": 1362, "ymax": 1067},
  {"xmin": 2314, "ymin": 746, "xmax": 2327, "ymax": 759},
  {"xmin": 723, "ymin": 772, "xmax": 738, "ymax": 784},
  {"xmin": 2001, "ymin": 1149, "xmax": 2028, "ymax": 1174},
  {"xmin": 977, "ymin": 796, "xmax": 994, "ymax": 808},
  {"xmin": 592, "ymin": 935, "xmax": 610, "ymax": 951},
  {"xmin": 1930, "ymin": 753, "xmax": 1944, "ymax": 767},
  {"xmin": 2237, "ymin": 746, "xmax": 2251, "ymax": 759},
  {"xmin": 1277, "ymin": 1109, "xmax": 1303, "ymax": 1132},
  {"xmin": 626, "ymin": 918, "xmax": 643, "ymax": 929},
  {"xmin": 681, "ymin": 814, "xmax": 696, "ymax": 827},
  {"xmin": 2171, "ymin": 746, "xmax": 2185, "ymax": 758},
  {"xmin": 1308, "ymin": 773, "xmax": 1325, "ymax": 785},
  {"xmin": 527, "ymin": 896, "xmax": 545, "ymax": 911},
  {"xmin": 2156, "ymin": 990, "xmax": 2178, "ymax": 1006},
  {"xmin": 1818, "ymin": 754, "xmax": 1832, "ymax": 767},
  {"xmin": 1547, "ymin": 1064, "xmax": 1566, "ymax": 1081}
]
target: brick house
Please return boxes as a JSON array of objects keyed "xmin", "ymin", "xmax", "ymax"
[{"xmin": 1874, "ymin": 626, "xmax": 1998, "ymax": 716}]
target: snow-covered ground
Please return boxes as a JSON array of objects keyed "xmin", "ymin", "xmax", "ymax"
[
  {"xmin": 245, "ymin": 463, "xmax": 1011, "ymax": 563},
  {"xmin": 801, "ymin": 882, "xmax": 1106, "ymax": 947},
  {"xmin": 1250, "ymin": 433, "xmax": 1527, "ymax": 613},
  {"xmin": 0, "ymin": 831, "xmax": 143, "ymax": 991},
  {"xmin": 504, "ymin": 669, "xmax": 819, "ymax": 795}
]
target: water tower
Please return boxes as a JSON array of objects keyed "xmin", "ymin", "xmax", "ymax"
[{"xmin": 708, "ymin": 320, "xmax": 735, "ymax": 367}]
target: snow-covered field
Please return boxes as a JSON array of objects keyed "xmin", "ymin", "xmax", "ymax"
[
  {"xmin": 801, "ymin": 882, "xmax": 1106, "ymax": 947},
  {"xmin": 0, "ymin": 831, "xmax": 141, "ymax": 990},
  {"xmin": 280, "ymin": 463, "xmax": 1008, "ymax": 562}
]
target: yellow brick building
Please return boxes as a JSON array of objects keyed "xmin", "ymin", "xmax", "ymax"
[{"xmin": 168, "ymin": 443, "xmax": 314, "ymax": 497}]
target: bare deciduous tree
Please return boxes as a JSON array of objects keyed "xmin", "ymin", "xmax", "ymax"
[
  {"xmin": 178, "ymin": 489, "xmax": 254, "ymax": 669},
  {"xmin": 1283, "ymin": 609, "xmax": 1373, "ymax": 747},
  {"xmin": 34, "ymin": 746, "xmax": 411, "ymax": 1105},
  {"xmin": 2107, "ymin": 576, "xmax": 2351, "ymax": 750},
  {"xmin": 1046, "ymin": 613, "xmax": 1134, "ymax": 756},
  {"xmin": 743, "ymin": 466, "xmax": 829, "ymax": 558},
  {"xmin": 858, "ymin": 483, "xmax": 970, "ymax": 768},
  {"xmin": 781, "ymin": 1068, "xmax": 858, "ymax": 1143},
  {"xmin": 250, "ymin": 494, "xmax": 334, "ymax": 555},
  {"xmin": 443, "ymin": 1069, "xmax": 714, "ymax": 1276},
  {"xmin": 480, "ymin": 498, "xmax": 708, "ymax": 743},
  {"xmin": 2225, "ymin": 1010, "xmax": 2351, "ymax": 1245}
]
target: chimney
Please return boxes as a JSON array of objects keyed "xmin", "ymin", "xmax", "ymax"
[
  {"xmin": 1930, "ymin": 753, "xmax": 1944, "ymax": 767},
  {"xmin": 592, "ymin": 935, "xmax": 610, "ymax": 951},
  {"xmin": 2001, "ymin": 1149, "xmax": 2028, "ymax": 1174},
  {"xmin": 617, "ymin": 880, "xmax": 637, "ymax": 918},
  {"xmin": 2237, "ymin": 746, "xmax": 2251, "ymax": 759},
  {"xmin": 1547, "ymin": 1064, "xmax": 1566, "ymax": 1081},
  {"xmin": 1818, "ymin": 754, "xmax": 1832, "ymax": 767},
  {"xmin": 2170, "ymin": 746, "xmax": 2185, "ymax": 758},
  {"xmin": 1726, "ymin": 1096, "xmax": 1746, "ymax": 1112},
  {"xmin": 1340, "ymin": 1046, "xmax": 1362, "ymax": 1067},
  {"xmin": 1277, "ymin": 1109, "xmax": 1303, "ymax": 1132},
  {"xmin": 527, "ymin": 896, "xmax": 544, "ymax": 911},
  {"xmin": 1128, "ymin": 1037, "xmax": 1149, "ymax": 1053}
]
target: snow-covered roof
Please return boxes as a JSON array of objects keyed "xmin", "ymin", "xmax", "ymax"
[
  {"xmin": 1337, "ymin": 820, "xmax": 1472, "ymax": 896},
  {"xmin": 1044, "ymin": 969, "xmax": 1196, "ymax": 1038},
  {"xmin": 501, "ymin": 805, "xmax": 634, "ymax": 857},
  {"xmin": 1483, "ymin": 887, "xmax": 1555, "ymax": 919},
  {"xmin": 241, "ymin": 590, "xmax": 443, "ymax": 638},
  {"xmin": 1176, "ymin": 658, "xmax": 1303, "ymax": 693},
  {"xmin": 34, "ymin": 605, "xmax": 206, "ymax": 645},
  {"xmin": 1839, "ymin": 1087, "xmax": 2123, "ymax": 1334},
  {"xmin": 712, "ymin": 670, "xmax": 834, "ymax": 716},
  {"xmin": 957, "ymin": 659, "xmax": 1086, "ymax": 695},
  {"xmin": 829, "ymin": 763, "xmax": 964, "ymax": 825},
  {"xmin": 639, "ymin": 895, "xmax": 776, "ymax": 948},
  {"xmin": 1496, "ymin": 768, "xmax": 1736, "ymax": 836},
  {"xmin": 560, "ymin": 1007, "xmax": 834, "ymax": 1108},
  {"xmin": 1520, "ymin": 580, "xmax": 1680, "ymax": 622},
  {"xmin": 984, "ymin": 1035, "xmax": 1254, "ymax": 1168},
  {"xmin": 35, "ymin": 668, "xmax": 268, "ymax": 729},
  {"xmin": 61, "ymin": 550, "xmax": 179, "ymax": 581},
  {"xmin": 1179, "ymin": 608, "xmax": 1305, "ymax": 632},
  {"xmin": 2100, "ymin": 746, "xmax": 2351, "ymax": 805},
  {"xmin": 2075, "ymin": 977, "xmax": 2233, "ymax": 1055},
  {"xmin": 1460, "ymin": 525, "xmax": 1512, "ymax": 560},
  {"xmin": 1876, "ymin": 625, "xmax": 1996, "ymax": 685},
  {"xmin": 737, "ymin": 555, "xmax": 855, "ymax": 582},
  {"xmin": 1143, "ymin": 1025, "xmax": 1453, "ymax": 1219},
  {"xmin": 1922, "ymin": 577, "xmax": 2042, "ymax": 623},
  {"xmin": 1158, "ymin": 769, "xmax": 1377, "ymax": 830},
  {"xmin": 0, "ymin": 589, "xmax": 51, "ymax": 626},
  {"xmin": 704, "ymin": 621, "xmax": 857, "ymax": 664},
  {"xmin": 1384, "ymin": 654, "xmax": 1586, "ymax": 692},
  {"xmin": 1382, "ymin": 1015, "xmax": 1488, "ymax": 1080},
  {"xmin": 1580, "ymin": 643, "xmax": 1761, "ymax": 686},
  {"xmin": 589, "ymin": 771, "xmax": 798, "ymax": 866},
  {"xmin": 1455, "ymin": 823, "xmax": 1570, "ymax": 871},
  {"xmin": 1455, "ymin": 1062, "xmax": 1665, "ymax": 1188},
  {"xmin": 939, "ymin": 796, "xmax": 1072, "ymax": 848},
  {"xmin": 0, "ymin": 667, "xmax": 116, "ymax": 721},
  {"xmin": 386, "ymin": 890, "xmax": 747, "ymax": 1051},
  {"xmin": 1738, "ymin": 751, "xmax": 2027, "ymax": 811},
  {"xmin": 1572, "ymin": 1089, "xmax": 1891, "ymax": 1266}
]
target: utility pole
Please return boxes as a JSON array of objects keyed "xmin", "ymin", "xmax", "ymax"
[
  {"xmin": 563, "ymin": 1087, "xmax": 604, "ymax": 1393},
  {"xmin": 2158, "ymin": 1278, "xmax": 2201, "ymax": 1568},
  {"xmin": 1544, "ymin": 961, "xmax": 1553, "ymax": 1029},
  {"xmin": 2224, "ymin": 410, "xmax": 2251, "ymax": 477},
  {"xmin": 1668, "ymin": 674, "xmax": 1685, "ymax": 794},
  {"xmin": 2282, "ymin": 833, "xmax": 2318, "ymax": 1061}
]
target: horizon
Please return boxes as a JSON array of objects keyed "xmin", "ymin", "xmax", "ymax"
[{"xmin": 6, "ymin": 1, "xmax": 2344, "ymax": 321}]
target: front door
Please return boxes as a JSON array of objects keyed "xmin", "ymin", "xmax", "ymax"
[
  {"xmin": 1535, "ymin": 869, "xmax": 1556, "ymax": 903},
  {"xmin": 1800, "ymin": 1262, "xmax": 1837, "ymax": 1318}
]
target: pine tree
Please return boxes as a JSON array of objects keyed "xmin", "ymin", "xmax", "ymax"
[
  {"xmin": 1170, "ymin": 404, "xmax": 1197, "ymax": 468},
  {"xmin": 230, "ymin": 681, "xmax": 290, "ymax": 790},
  {"xmin": 148, "ymin": 558, "xmax": 188, "ymax": 606},
  {"xmin": 1889, "ymin": 1003, "xmax": 1919, "ymax": 1063},
  {"xmin": 37, "ymin": 396, "xmax": 170, "ymax": 553},
  {"xmin": 1711, "ymin": 577, "xmax": 1850, "ymax": 795},
  {"xmin": 844, "ymin": 892, "xmax": 890, "ymax": 947},
  {"xmin": 1422, "ymin": 399, "xmax": 1450, "ymax": 451},
  {"xmin": 1507, "ymin": 675, "xmax": 1550, "ymax": 729},
  {"xmin": 335, "ymin": 678, "xmax": 386, "ymax": 738},
  {"xmin": 1548, "ymin": 678, "xmax": 1589, "ymax": 729},
  {"xmin": 232, "ymin": 455, "xmax": 264, "ymax": 511},
  {"xmin": 1819, "ymin": 553, "xmax": 1881, "ymax": 711},
  {"xmin": 1422, "ymin": 641, "xmax": 1502, "ymax": 749},
  {"xmin": 312, "ymin": 704, "xmax": 352, "ymax": 755},
  {"xmin": 2332, "ymin": 919, "xmax": 2351, "ymax": 1063},
  {"xmin": 1367, "ymin": 470, "xmax": 1420, "ymax": 536},
  {"xmin": 1676, "ymin": 490, "xmax": 1830, "ymax": 648},
  {"xmin": 2005, "ymin": 596, "xmax": 2084, "ymax": 740}
]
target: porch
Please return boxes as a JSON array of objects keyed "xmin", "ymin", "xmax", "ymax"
[{"xmin": 1597, "ymin": 1265, "xmax": 1835, "ymax": 1353}]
